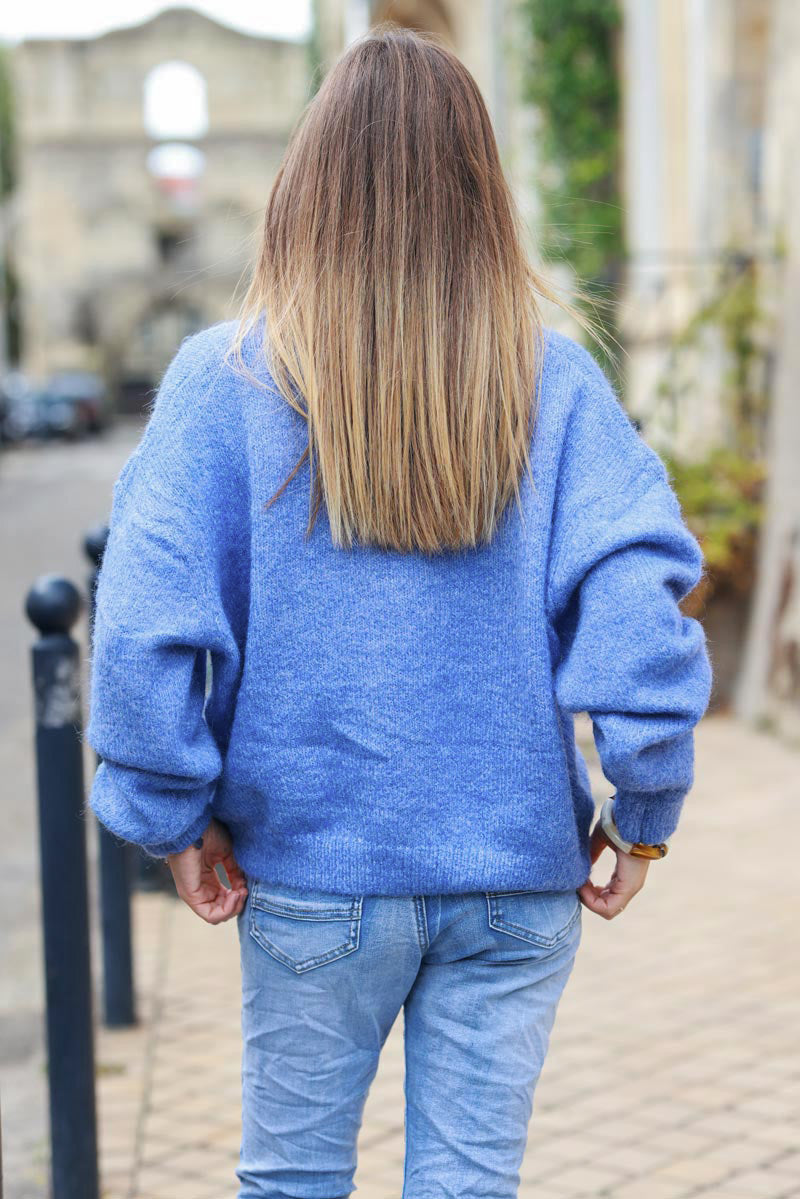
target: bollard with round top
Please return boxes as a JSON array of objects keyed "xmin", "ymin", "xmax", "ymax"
[
  {"xmin": 84, "ymin": 525, "xmax": 136, "ymax": 1029},
  {"xmin": 26, "ymin": 575, "xmax": 100, "ymax": 1199},
  {"xmin": 83, "ymin": 523, "xmax": 109, "ymax": 576},
  {"xmin": 25, "ymin": 574, "xmax": 82, "ymax": 637}
]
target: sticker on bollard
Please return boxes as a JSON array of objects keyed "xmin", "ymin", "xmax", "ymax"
[{"xmin": 33, "ymin": 652, "xmax": 81, "ymax": 728}]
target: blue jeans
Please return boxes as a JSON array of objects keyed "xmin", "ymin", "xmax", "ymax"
[{"xmin": 237, "ymin": 881, "xmax": 582, "ymax": 1198}]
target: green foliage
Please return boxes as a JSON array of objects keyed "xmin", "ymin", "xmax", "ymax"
[
  {"xmin": 0, "ymin": 43, "xmax": 15, "ymax": 196},
  {"xmin": 663, "ymin": 449, "xmax": 764, "ymax": 589},
  {"xmin": 0, "ymin": 42, "xmax": 19, "ymax": 362},
  {"xmin": 308, "ymin": 0, "xmax": 325, "ymax": 98},
  {"xmin": 662, "ymin": 256, "xmax": 769, "ymax": 457},
  {"xmin": 520, "ymin": 0, "xmax": 623, "ymax": 287},
  {"xmin": 657, "ymin": 255, "xmax": 771, "ymax": 596}
]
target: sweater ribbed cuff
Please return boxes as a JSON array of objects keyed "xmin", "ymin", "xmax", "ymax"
[
  {"xmin": 611, "ymin": 789, "xmax": 686, "ymax": 846},
  {"xmin": 140, "ymin": 808, "xmax": 213, "ymax": 859}
]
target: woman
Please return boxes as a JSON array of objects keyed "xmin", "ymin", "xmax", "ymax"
[{"xmin": 88, "ymin": 26, "xmax": 712, "ymax": 1199}]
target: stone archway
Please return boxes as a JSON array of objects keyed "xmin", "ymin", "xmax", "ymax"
[{"xmin": 111, "ymin": 297, "xmax": 205, "ymax": 414}]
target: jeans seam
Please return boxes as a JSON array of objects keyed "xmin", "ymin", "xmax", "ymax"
[
  {"xmin": 413, "ymin": 896, "xmax": 429, "ymax": 953},
  {"xmin": 248, "ymin": 895, "xmax": 362, "ymax": 973},
  {"xmin": 487, "ymin": 894, "xmax": 581, "ymax": 947}
]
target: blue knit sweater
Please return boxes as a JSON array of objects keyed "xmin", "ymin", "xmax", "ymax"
[{"xmin": 86, "ymin": 320, "xmax": 712, "ymax": 895}]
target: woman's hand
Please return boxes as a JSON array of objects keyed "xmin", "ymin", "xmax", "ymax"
[
  {"xmin": 167, "ymin": 819, "xmax": 248, "ymax": 925},
  {"xmin": 578, "ymin": 819, "xmax": 649, "ymax": 920}
]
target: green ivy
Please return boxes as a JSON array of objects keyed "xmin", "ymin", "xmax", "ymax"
[
  {"xmin": 663, "ymin": 449, "xmax": 764, "ymax": 589},
  {"xmin": 660, "ymin": 255, "xmax": 770, "ymax": 457},
  {"xmin": 657, "ymin": 255, "xmax": 772, "ymax": 593},
  {"xmin": 0, "ymin": 43, "xmax": 19, "ymax": 362},
  {"xmin": 520, "ymin": 0, "xmax": 623, "ymax": 289},
  {"xmin": 0, "ymin": 44, "xmax": 14, "ymax": 198}
]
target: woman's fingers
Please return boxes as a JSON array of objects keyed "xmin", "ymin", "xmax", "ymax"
[
  {"xmin": 189, "ymin": 880, "xmax": 245, "ymax": 925},
  {"xmin": 578, "ymin": 879, "xmax": 631, "ymax": 919},
  {"xmin": 213, "ymin": 885, "xmax": 242, "ymax": 923},
  {"xmin": 174, "ymin": 863, "xmax": 247, "ymax": 925},
  {"xmin": 578, "ymin": 832, "xmax": 650, "ymax": 920},
  {"xmin": 222, "ymin": 850, "xmax": 247, "ymax": 892},
  {"xmin": 167, "ymin": 821, "xmax": 249, "ymax": 924}
]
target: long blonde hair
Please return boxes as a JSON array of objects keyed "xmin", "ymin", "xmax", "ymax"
[{"xmin": 232, "ymin": 24, "xmax": 551, "ymax": 553}]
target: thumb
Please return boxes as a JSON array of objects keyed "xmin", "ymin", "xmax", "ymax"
[{"xmin": 222, "ymin": 849, "xmax": 247, "ymax": 891}]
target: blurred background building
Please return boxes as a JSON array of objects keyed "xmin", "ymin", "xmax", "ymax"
[
  {"xmin": 1, "ymin": 0, "xmax": 784, "ymax": 430},
  {"xmin": 5, "ymin": 0, "xmax": 541, "ymax": 408},
  {"xmin": 8, "ymin": 7, "xmax": 308, "ymax": 410}
]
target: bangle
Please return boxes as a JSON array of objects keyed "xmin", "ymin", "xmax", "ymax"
[{"xmin": 599, "ymin": 797, "xmax": 669, "ymax": 859}]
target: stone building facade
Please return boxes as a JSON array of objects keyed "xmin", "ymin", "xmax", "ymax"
[
  {"xmin": 11, "ymin": 7, "xmax": 309, "ymax": 405},
  {"xmin": 10, "ymin": 2, "xmax": 539, "ymax": 406},
  {"xmin": 621, "ymin": 0, "xmax": 774, "ymax": 457},
  {"xmin": 13, "ymin": 0, "xmax": 779, "ymax": 438}
]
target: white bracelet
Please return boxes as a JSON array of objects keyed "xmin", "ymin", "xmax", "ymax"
[
  {"xmin": 601, "ymin": 796, "xmax": 645, "ymax": 853},
  {"xmin": 598, "ymin": 797, "xmax": 672, "ymax": 859}
]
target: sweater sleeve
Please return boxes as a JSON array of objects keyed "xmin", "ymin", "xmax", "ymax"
[
  {"xmin": 547, "ymin": 346, "xmax": 713, "ymax": 845},
  {"xmin": 85, "ymin": 332, "xmax": 249, "ymax": 857}
]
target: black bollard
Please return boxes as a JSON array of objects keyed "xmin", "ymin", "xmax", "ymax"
[
  {"xmin": 85, "ymin": 525, "xmax": 136, "ymax": 1028},
  {"xmin": 25, "ymin": 575, "xmax": 100, "ymax": 1199},
  {"xmin": 85, "ymin": 528, "xmax": 172, "ymax": 897}
]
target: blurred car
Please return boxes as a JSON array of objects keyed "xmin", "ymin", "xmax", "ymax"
[
  {"xmin": 3, "ymin": 388, "xmax": 78, "ymax": 440},
  {"xmin": 1, "ymin": 370, "xmax": 108, "ymax": 441},
  {"xmin": 46, "ymin": 370, "xmax": 108, "ymax": 434},
  {"xmin": 1, "ymin": 371, "xmax": 36, "ymax": 443}
]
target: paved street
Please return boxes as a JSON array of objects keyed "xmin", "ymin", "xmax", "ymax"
[
  {"xmin": 86, "ymin": 715, "xmax": 799, "ymax": 1199},
  {"xmin": 1, "ymin": 430, "xmax": 798, "ymax": 1198},
  {"xmin": 0, "ymin": 423, "xmax": 144, "ymax": 1199}
]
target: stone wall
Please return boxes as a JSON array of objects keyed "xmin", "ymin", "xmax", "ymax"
[{"xmin": 12, "ymin": 7, "xmax": 309, "ymax": 401}]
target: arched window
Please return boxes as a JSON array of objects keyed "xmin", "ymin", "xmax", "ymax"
[
  {"xmin": 145, "ymin": 140, "xmax": 206, "ymax": 215},
  {"xmin": 143, "ymin": 61, "xmax": 208, "ymax": 141},
  {"xmin": 144, "ymin": 62, "xmax": 207, "ymax": 213}
]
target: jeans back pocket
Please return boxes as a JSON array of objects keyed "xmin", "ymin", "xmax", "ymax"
[
  {"xmin": 485, "ymin": 888, "xmax": 581, "ymax": 949},
  {"xmin": 248, "ymin": 880, "xmax": 363, "ymax": 973}
]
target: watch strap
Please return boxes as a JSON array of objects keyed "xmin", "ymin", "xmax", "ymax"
[{"xmin": 599, "ymin": 797, "xmax": 669, "ymax": 859}]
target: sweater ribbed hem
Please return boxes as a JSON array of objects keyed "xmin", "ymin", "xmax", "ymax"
[
  {"xmin": 140, "ymin": 808, "xmax": 214, "ymax": 859},
  {"xmin": 612, "ymin": 789, "xmax": 686, "ymax": 846},
  {"xmin": 231, "ymin": 833, "xmax": 593, "ymax": 898},
  {"xmin": 88, "ymin": 760, "xmax": 215, "ymax": 859}
]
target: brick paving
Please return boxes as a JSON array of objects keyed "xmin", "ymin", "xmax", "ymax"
[
  {"xmin": 1, "ymin": 424, "xmax": 147, "ymax": 1199},
  {"xmin": 92, "ymin": 715, "xmax": 800, "ymax": 1199}
]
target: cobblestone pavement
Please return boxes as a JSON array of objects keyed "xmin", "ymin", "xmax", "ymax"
[
  {"xmin": 89, "ymin": 714, "xmax": 798, "ymax": 1199},
  {"xmin": 1, "ymin": 424, "xmax": 145, "ymax": 1199},
  {"xmin": 2, "ymin": 431, "xmax": 798, "ymax": 1198}
]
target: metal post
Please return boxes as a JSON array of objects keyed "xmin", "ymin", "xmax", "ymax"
[
  {"xmin": 25, "ymin": 575, "xmax": 99, "ymax": 1199},
  {"xmin": 85, "ymin": 525, "xmax": 136, "ymax": 1028}
]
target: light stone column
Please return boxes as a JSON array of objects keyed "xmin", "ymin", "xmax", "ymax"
[{"xmin": 620, "ymin": 0, "xmax": 667, "ymax": 433}]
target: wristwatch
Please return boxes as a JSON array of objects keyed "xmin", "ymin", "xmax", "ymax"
[{"xmin": 599, "ymin": 797, "xmax": 669, "ymax": 859}]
